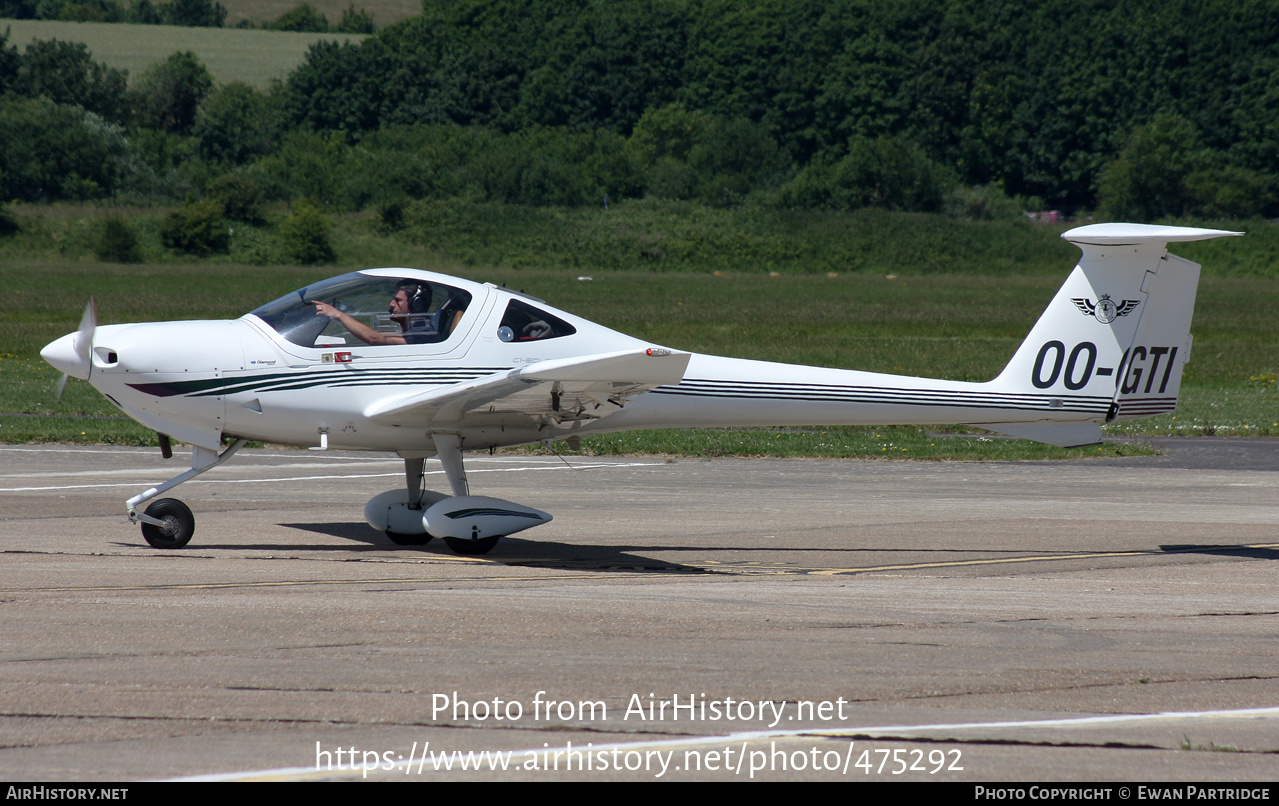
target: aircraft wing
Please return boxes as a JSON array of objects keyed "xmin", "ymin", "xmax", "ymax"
[{"xmin": 363, "ymin": 348, "xmax": 690, "ymax": 429}]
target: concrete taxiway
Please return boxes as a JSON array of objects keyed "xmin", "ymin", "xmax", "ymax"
[{"xmin": 0, "ymin": 439, "xmax": 1276, "ymax": 781}]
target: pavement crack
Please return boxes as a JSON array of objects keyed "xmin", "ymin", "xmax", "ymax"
[
  {"xmin": 1191, "ymin": 610, "xmax": 1279, "ymax": 618},
  {"xmin": 896, "ymin": 673, "xmax": 1279, "ymax": 702},
  {"xmin": 814, "ymin": 733, "xmax": 1170, "ymax": 751}
]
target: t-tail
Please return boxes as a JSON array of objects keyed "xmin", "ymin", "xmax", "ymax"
[{"xmin": 982, "ymin": 223, "xmax": 1241, "ymax": 446}]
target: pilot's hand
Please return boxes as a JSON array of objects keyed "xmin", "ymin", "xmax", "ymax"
[{"xmin": 311, "ymin": 301, "xmax": 339, "ymax": 319}]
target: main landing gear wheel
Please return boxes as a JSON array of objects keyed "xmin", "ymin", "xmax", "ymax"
[
  {"xmin": 385, "ymin": 531, "xmax": 432, "ymax": 546},
  {"xmin": 140, "ymin": 498, "xmax": 194, "ymax": 549},
  {"xmin": 444, "ymin": 535, "xmax": 500, "ymax": 555}
]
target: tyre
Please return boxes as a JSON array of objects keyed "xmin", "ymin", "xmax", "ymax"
[
  {"xmin": 386, "ymin": 530, "xmax": 432, "ymax": 546},
  {"xmin": 140, "ymin": 498, "xmax": 194, "ymax": 549},
  {"xmin": 443, "ymin": 535, "xmax": 500, "ymax": 555}
]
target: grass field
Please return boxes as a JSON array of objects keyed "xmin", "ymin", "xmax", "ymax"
[
  {"xmin": 2, "ymin": 204, "xmax": 1274, "ymax": 455},
  {"xmin": 0, "ymin": 18, "xmax": 367, "ymax": 87}
]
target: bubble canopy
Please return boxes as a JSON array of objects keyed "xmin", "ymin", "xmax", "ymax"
[{"xmin": 249, "ymin": 272, "xmax": 473, "ymax": 348}]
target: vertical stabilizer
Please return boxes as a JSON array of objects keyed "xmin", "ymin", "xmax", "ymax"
[{"xmin": 982, "ymin": 223, "xmax": 1240, "ymax": 444}]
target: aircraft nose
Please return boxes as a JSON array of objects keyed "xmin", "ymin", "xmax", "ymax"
[{"xmin": 41, "ymin": 333, "xmax": 91, "ymax": 380}]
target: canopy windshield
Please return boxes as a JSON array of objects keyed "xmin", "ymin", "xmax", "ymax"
[{"xmin": 250, "ymin": 273, "xmax": 472, "ymax": 348}]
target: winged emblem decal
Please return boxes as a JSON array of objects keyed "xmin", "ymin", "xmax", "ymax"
[{"xmin": 1071, "ymin": 293, "xmax": 1140, "ymax": 324}]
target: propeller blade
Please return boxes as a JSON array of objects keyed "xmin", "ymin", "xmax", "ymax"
[
  {"xmin": 54, "ymin": 297, "xmax": 96, "ymax": 403},
  {"xmin": 72, "ymin": 297, "xmax": 97, "ymax": 363}
]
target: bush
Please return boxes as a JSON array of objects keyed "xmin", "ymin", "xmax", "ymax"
[
  {"xmin": 55, "ymin": 0, "xmax": 124, "ymax": 21},
  {"xmin": 253, "ymin": 130, "xmax": 347, "ymax": 205},
  {"xmin": 130, "ymin": 0, "xmax": 161, "ymax": 23},
  {"xmin": 16, "ymin": 39, "xmax": 129, "ymax": 124},
  {"xmin": 336, "ymin": 4, "xmax": 373, "ymax": 33},
  {"xmin": 95, "ymin": 217, "xmax": 142, "ymax": 262},
  {"xmin": 194, "ymin": 81, "xmax": 275, "ymax": 166},
  {"xmin": 160, "ymin": 0, "xmax": 225, "ymax": 27},
  {"xmin": 627, "ymin": 106, "xmax": 782, "ymax": 205},
  {"xmin": 0, "ymin": 96, "xmax": 130, "ymax": 201},
  {"xmin": 279, "ymin": 200, "xmax": 334, "ymax": 264},
  {"xmin": 1091, "ymin": 114, "xmax": 1274, "ymax": 220},
  {"xmin": 269, "ymin": 3, "xmax": 327, "ymax": 32},
  {"xmin": 376, "ymin": 199, "xmax": 405, "ymax": 233},
  {"xmin": 781, "ymin": 136, "xmax": 955, "ymax": 213},
  {"xmin": 1184, "ymin": 165, "xmax": 1276, "ymax": 219},
  {"xmin": 0, "ymin": 201, "xmax": 18, "ymax": 236},
  {"xmin": 131, "ymin": 52, "xmax": 214, "ymax": 135},
  {"xmin": 946, "ymin": 184, "xmax": 1024, "ymax": 221},
  {"xmin": 206, "ymin": 173, "xmax": 265, "ymax": 224},
  {"xmin": 159, "ymin": 200, "xmax": 229, "ymax": 255}
]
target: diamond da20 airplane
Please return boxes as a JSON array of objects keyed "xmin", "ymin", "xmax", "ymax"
[{"xmin": 41, "ymin": 222, "xmax": 1239, "ymax": 554}]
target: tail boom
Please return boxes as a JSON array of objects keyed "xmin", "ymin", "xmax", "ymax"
[{"xmin": 582, "ymin": 223, "xmax": 1240, "ymax": 448}]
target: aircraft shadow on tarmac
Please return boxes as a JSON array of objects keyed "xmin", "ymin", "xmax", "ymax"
[
  {"xmin": 270, "ymin": 521, "xmax": 714, "ymax": 574},
  {"xmin": 1160, "ymin": 543, "xmax": 1279, "ymax": 561},
  {"xmin": 275, "ymin": 525, "xmax": 1120, "ymax": 563},
  {"xmin": 107, "ymin": 521, "xmax": 1278, "ymax": 575}
]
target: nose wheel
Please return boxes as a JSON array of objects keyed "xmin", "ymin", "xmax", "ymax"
[
  {"xmin": 127, "ymin": 439, "xmax": 246, "ymax": 550},
  {"xmin": 139, "ymin": 498, "xmax": 195, "ymax": 549}
]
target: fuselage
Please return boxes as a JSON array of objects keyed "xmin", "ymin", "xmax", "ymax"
[{"xmin": 42, "ymin": 268, "xmax": 1106, "ymax": 456}]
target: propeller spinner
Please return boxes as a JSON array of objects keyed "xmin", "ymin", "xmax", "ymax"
[{"xmin": 42, "ymin": 297, "xmax": 96, "ymax": 400}]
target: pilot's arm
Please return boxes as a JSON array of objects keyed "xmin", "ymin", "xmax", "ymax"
[{"xmin": 311, "ymin": 301, "xmax": 406, "ymax": 346}]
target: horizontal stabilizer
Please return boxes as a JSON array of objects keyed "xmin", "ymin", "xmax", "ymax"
[{"xmin": 1062, "ymin": 223, "xmax": 1242, "ymax": 246}]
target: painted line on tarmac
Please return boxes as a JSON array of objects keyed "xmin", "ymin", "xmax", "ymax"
[
  {"xmin": 807, "ymin": 543, "xmax": 1279, "ymax": 575},
  {"xmin": 0, "ymin": 473, "xmax": 407, "ymax": 491},
  {"xmin": 810, "ymin": 705, "xmax": 1279, "ymax": 736},
  {"xmin": 0, "ymin": 461, "xmax": 405, "ymax": 479},
  {"xmin": 0, "ymin": 571, "xmax": 695, "ymax": 594},
  {"xmin": 0, "ymin": 461, "xmax": 663, "ymax": 492},
  {"xmin": 180, "ymin": 705, "xmax": 1279, "ymax": 781},
  {"xmin": 0, "ymin": 446, "xmax": 389, "ymax": 460},
  {"xmin": 0, "ymin": 445, "xmax": 653, "ymax": 465}
]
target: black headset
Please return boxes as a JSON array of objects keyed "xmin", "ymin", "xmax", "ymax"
[{"xmin": 395, "ymin": 281, "xmax": 431, "ymax": 314}]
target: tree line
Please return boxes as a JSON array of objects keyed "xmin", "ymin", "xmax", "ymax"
[
  {"xmin": 0, "ymin": 0, "xmax": 374, "ymax": 32},
  {"xmin": 2, "ymin": 0, "xmax": 1276, "ymax": 236}
]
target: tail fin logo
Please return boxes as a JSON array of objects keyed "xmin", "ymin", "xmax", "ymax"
[{"xmin": 1072, "ymin": 294, "xmax": 1140, "ymax": 324}]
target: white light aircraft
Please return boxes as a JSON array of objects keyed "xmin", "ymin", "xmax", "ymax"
[{"xmin": 42, "ymin": 223, "xmax": 1239, "ymax": 554}]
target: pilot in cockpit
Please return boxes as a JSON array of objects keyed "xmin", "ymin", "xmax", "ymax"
[{"xmin": 311, "ymin": 281, "xmax": 464, "ymax": 346}]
